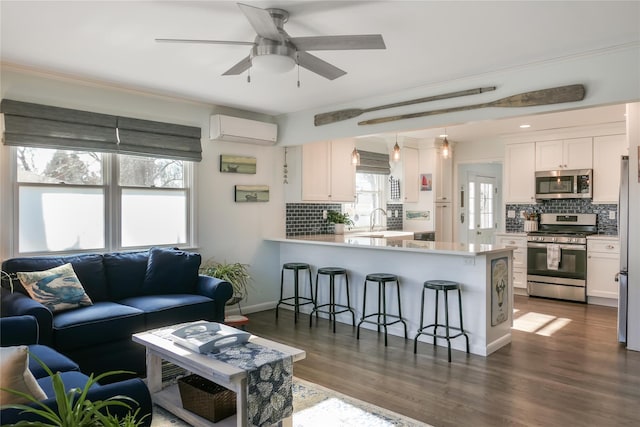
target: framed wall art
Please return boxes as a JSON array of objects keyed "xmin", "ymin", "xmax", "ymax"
[
  {"xmin": 235, "ymin": 185, "xmax": 269, "ymax": 203},
  {"xmin": 420, "ymin": 173, "xmax": 432, "ymax": 191},
  {"xmin": 220, "ymin": 155, "xmax": 256, "ymax": 174}
]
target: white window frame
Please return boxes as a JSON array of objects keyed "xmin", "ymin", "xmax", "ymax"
[
  {"xmin": 6, "ymin": 146, "xmax": 196, "ymax": 257},
  {"xmin": 343, "ymin": 172, "xmax": 387, "ymax": 232}
]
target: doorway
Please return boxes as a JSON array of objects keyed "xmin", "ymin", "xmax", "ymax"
[{"xmin": 457, "ymin": 163, "xmax": 502, "ymax": 245}]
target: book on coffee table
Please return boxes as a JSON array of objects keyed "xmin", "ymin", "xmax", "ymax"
[{"xmin": 170, "ymin": 321, "xmax": 250, "ymax": 354}]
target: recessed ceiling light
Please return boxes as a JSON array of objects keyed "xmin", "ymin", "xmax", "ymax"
[{"xmin": 519, "ymin": 124, "xmax": 531, "ymax": 129}]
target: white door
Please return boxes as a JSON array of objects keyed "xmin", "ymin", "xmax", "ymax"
[{"xmin": 467, "ymin": 174, "xmax": 497, "ymax": 245}]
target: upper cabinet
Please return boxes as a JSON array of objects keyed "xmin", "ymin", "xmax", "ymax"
[
  {"xmin": 593, "ymin": 134, "xmax": 628, "ymax": 203},
  {"xmin": 402, "ymin": 146, "xmax": 419, "ymax": 203},
  {"xmin": 302, "ymin": 140, "xmax": 355, "ymax": 202},
  {"xmin": 504, "ymin": 142, "xmax": 536, "ymax": 203},
  {"xmin": 435, "ymin": 147, "xmax": 453, "ymax": 202},
  {"xmin": 535, "ymin": 137, "xmax": 592, "ymax": 171}
]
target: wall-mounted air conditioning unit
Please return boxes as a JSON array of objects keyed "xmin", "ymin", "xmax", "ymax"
[{"xmin": 210, "ymin": 114, "xmax": 278, "ymax": 146}]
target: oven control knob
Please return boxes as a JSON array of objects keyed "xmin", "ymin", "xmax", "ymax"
[{"xmin": 551, "ymin": 237, "xmax": 556, "ymax": 242}]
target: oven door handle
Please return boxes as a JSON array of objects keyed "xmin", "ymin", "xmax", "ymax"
[{"xmin": 527, "ymin": 242, "xmax": 586, "ymax": 251}]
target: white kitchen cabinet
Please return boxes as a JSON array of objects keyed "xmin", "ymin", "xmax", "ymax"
[
  {"xmin": 593, "ymin": 134, "xmax": 628, "ymax": 203},
  {"xmin": 302, "ymin": 140, "xmax": 355, "ymax": 202},
  {"xmin": 587, "ymin": 237, "xmax": 620, "ymax": 302},
  {"xmin": 435, "ymin": 147, "xmax": 453, "ymax": 202},
  {"xmin": 535, "ymin": 137, "xmax": 592, "ymax": 171},
  {"xmin": 495, "ymin": 233, "xmax": 528, "ymax": 294},
  {"xmin": 403, "ymin": 146, "xmax": 419, "ymax": 203},
  {"xmin": 504, "ymin": 143, "xmax": 536, "ymax": 203},
  {"xmin": 435, "ymin": 202, "xmax": 452, "ymax": 242}
]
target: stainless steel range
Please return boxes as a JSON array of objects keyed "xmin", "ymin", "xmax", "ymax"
[{"xmin": 527, "ymin": 213, "xmax": 597, "ymax": 302}]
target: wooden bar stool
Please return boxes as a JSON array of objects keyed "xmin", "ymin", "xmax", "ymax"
[
  {"xmin": 276, "ymin": 262, "xmax": 315, "ymax": 323},
  {"xmin": 414, "ymin": 279, "xmax": 470, "ymax": 362},
  {"xmin": 310, "ymin": 267, "xmax": 356, "ymax": 333},
  {"xmin": 357, "ymin": 273, "xmax": 408, "ymax": 346}
]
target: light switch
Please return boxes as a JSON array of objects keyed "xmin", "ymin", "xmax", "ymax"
[
  {"xmin": 609, "ymin": 211, "xmax": 616, "ymax": 220},
  {"xmin": 322, "ymin": 210, "xmax": 327, "ymax": 220},
  {"xmin": 394, "ymin": 210, "xmax": 398, "ymax": 218}
]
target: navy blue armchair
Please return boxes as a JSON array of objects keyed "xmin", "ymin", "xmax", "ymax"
[{"xmin": 0, "ymin": 315, "xmax": 153, "ymax": 426}]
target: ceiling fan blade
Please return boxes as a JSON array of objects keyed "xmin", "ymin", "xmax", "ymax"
[
  {"xmin": 237, "ymin": 3, "xmax": 282, "ymax": 41},
  {"xmin": 297, "ymin": 51, "xmax": 346, "ymax": 80},
  {"xmin": 222, "ymin": 55, "xmax": 252, "ymax": 75},
  {"xmin": 290, "ymin": 34, "xmax": 386, "ymax": 51},
  {"xmin": 156, "ymin": 38, "xmax": 254, "ymax": 46}
]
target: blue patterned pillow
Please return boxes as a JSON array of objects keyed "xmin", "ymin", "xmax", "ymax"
[{"xmin": 17, "ymin": 263, "xmax": 93, "ymax": 313}]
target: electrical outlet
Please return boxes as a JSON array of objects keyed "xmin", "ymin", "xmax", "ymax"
[
  {"xmin": 322, "ymin": 210, "xmax": 327, "ymax": 220},
  {"xmin": 394, "ymin": 210, "xmax": 398, "ymax": 218},
  {"xmin": 463, "ymin": 257, "xmax": 475, "ymax": 266},
  {"xmin": 609, "ymin": 211, "xmax": 616, "ymax": 220},
  {"xmin": 507, "ymin": 210, "xmax": 516, "ymax": 219}
]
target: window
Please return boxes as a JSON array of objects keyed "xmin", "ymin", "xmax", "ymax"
[
  {"xmin": 12, "ymin": 147, "xmax": 192, "ymax": 254},
  {"xmin": 343, "ymin": 172, "xmax": 387, "ymax": 231}
]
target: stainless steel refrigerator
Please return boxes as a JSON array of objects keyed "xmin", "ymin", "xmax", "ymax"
[{"xmin": 618, "ymin": 155, "xmax": 629, "ymax": 343}]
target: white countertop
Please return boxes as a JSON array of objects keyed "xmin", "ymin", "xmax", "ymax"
[
  {"xmin": 266, "ymin": 235, "xmax": 514, "ymax": 256},
  {"xmin": 587, "ymin": 234, "xmax": 619, "ymax": 240}
]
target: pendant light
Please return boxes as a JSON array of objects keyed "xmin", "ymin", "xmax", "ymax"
[
  {"xmin": 351, "ymin": 147, "xmax": 361, "ymax": 166},
  {"xmin": 392, "ymin": 134, "xmax": 401, "ymax": 162},
  {"xmin": 441, "ymin": 129, "xmax": 450, "ymax": 159}
]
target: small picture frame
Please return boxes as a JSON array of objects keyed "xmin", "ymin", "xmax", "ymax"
[
  {"xmin": 235, "ymin": 185, "xmax": 269, "ymax": 202},
  {"xmin": 420, "ymin": 173, "xmax": 432, "ymax": 191},
  {"xmin": 220, "ymin": 155, "xmax": 256, "ymax": 174}
]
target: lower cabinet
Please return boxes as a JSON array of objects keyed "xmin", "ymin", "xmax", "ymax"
[
  {"xmin": 495, "ymin": 233, "xmax": 528, "ymax": 294},
  {"xmin": 587, "ymin": 237, "xmax": 620, "ymax": 303}
]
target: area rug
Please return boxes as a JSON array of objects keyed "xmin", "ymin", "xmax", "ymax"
[{"xmin": 151, "ymin": 376, "xmax": 430, "ymax": 426}]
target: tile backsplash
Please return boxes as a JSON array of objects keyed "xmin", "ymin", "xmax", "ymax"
[
  {"xmin": 285, "ymin": 202, "xmax": 404, "ymax": 236},
  {"xmin": 505, "ymin": 199, "xmax": 618, "ymax": 234}
]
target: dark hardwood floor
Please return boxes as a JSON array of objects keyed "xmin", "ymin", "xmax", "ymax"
[{"xmin": 247, "ymin": 295, "xmax": 640, "ymax": 427}]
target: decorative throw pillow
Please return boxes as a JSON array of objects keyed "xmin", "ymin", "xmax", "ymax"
[
  {"xmin": 142, "ymin": 247, "xmax": 201, "ymax": 295},
  {"xmin": 17, "ymin": 263, "xmax": 93, "ymax": 313},
  {"xmin": 0, "ymin": 346, "xmax": 48, "ymax": 405}
]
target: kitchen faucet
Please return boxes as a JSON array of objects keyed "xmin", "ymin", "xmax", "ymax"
[{"xmin": 369, "ymin": 208, "xmax": 387, "ymax": 232}]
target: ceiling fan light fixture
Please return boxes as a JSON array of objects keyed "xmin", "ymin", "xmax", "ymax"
[{"xmin": 251, "ymin": 54, "xmax": 296, "ymax": 73}]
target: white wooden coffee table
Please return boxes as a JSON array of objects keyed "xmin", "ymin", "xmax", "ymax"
[{"xmin": 133, "ymin": 326, "xmax": 306, "ymax": 427}]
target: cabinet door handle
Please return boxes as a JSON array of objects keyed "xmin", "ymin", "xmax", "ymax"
[{"xmin": 606, "ymin": 245, "xmax": 615, "ymax": 249}]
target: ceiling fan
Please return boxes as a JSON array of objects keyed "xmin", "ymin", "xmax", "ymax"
[{"xmin": 156, "ymin": 3, "xmax": 386, "ymax": 80}]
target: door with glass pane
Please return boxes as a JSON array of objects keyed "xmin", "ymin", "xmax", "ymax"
[{"xmin": 467, "ymin": 174, "xmax": 497, "ymax": 245}]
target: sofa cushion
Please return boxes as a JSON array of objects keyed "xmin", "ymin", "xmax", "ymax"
[
  {"xmin": 53, "ymin": 302, "xmax": 145, "ymax": 352},
  {"xmin": 141, "ymin": 248, "xmax": 201, "ymax": 295},
  {"xmin": 103, "ymin": 251, "xmax": 149, "ymax": 300},
  {"xmin": 17, "ymin": 264, "xmax": 93, "ymax": 313},
  {"xmin": 36, "ymin": 371, "xmax": 99, "ymax": 399},
  {"xmin": 2, "ymin": 254, "xmax": 109, "ymax": 302},
  {"xmin": 119, "ymin": 294, "xmax": 216, "ymax": 330},
  {"xmin": 28, "ymin": 344, "xmax": 79, "ymax": 379},
  {"xmin": 0, "ymin": 345, "xmax": 48, "ymax": 404}
]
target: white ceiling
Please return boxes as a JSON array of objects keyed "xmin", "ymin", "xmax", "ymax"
[{"xmin": 0, "ymin": 1, "xmax": 638, "ymax": 142}]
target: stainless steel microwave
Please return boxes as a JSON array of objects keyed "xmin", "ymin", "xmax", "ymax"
[{"xmin": 535, "ymin": 169, "xmax": 592, "ymax": 199}]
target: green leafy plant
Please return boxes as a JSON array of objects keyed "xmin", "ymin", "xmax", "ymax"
[
  {"xmin": 326, "ymin": 210, "xmax": 354, "ymax": 226},
  {"xmin": 0, "ymin": 352, "xmax": 147, "ymax": 427},
  {"xmin": 200, "ymin": 259, "xmax": 251, "ymax": 306}
]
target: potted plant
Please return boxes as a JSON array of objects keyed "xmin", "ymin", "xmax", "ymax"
[
  {"xmin": 200, "ymin": 259, "xmax": 251, "ymax": 307},
  {"xmin": 326, "ymin": 211, "xmax": 354, "ymax": 235},
  {"xmin": 0, "ymin": 352, "xmax": 148, "ymax": 427}
]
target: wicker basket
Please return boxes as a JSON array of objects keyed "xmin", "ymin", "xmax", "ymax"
[{"xmin": 178, "ymin": 374, "xmax": 236, "ymax": 422}]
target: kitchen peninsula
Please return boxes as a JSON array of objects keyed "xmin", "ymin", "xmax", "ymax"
[{"xmin": 266, "ymin": 235, "xmax": 515, "ymax": 357}]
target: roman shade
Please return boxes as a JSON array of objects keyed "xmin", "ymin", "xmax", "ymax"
[
  {"xmin": 117, "ymin": 117, "xmax": 202, "ymax": 162},
  {"xmin": 1, "ymin": 99, "xmax": 202, "ymax": 162},
  {"xmin": 1, "ymin": 99, "xmax": 118, "ymax": 153},
  {"xmin": 356, "ymin": 150, "xmax": 391, "ymax": 175}
]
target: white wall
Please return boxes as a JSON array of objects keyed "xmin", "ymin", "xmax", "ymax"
[{"xmin": 0, "ymin": 66, "xmax": 285, "ymax": 311}]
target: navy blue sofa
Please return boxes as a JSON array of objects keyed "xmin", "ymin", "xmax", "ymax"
[
  {"xmin": 0, "ymin": 315, "xmax": 153, "ymax": 426},
  {"xmin": 0, "ymin": 248, "xmax": 233, "ymax": 378}
]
